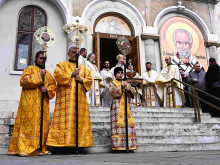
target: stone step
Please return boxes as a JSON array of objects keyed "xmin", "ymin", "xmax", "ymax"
[
  {"xmin": 89, "ymin": 107, "xmax": 197, "ymax": 113},
  {"xmin": 86, "ymin": 142, "xmax": 220, "ymax": 153},
  {"xmin": 91, "ymin": 128, "xmax": 220, "ymax": 137},
  {"xmin": 90, "ymin": 116, "xmax": 220, "ymax": 123},
  {"xmin": 137, "ymin": 135, "xmax": 220, "ymax": 144},
  {"xmin": 0, "ymin": 147, "xmax": 8, "ymax": 154},
  {"xmin": 92, "ymin": 135, "xmax": 220, "ymax": 145},
  {"xmin": 137, "ymin": 143, "xmax": 220, "ymax": 152},
  {"xmin": 89, "ymin": 108, "xmax": 194, "ymax": 114},
  {"xmin": 90, "ymin": 112, "xmax": 211, "ymax": 118},
  {"xmin": 91, "ymin": 122, "xmax": 220, "ymax": 129}
]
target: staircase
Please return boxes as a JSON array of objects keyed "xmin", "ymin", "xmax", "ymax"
[
  {"xmin": 87, "ymin": 106, "xmax": 220, "ymax": 153},
  {"xmin": 2, "ymin": 106, "xmax": 220, "ymax": 154}
]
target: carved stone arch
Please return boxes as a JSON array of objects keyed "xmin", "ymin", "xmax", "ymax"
[
  {"xmin": 81, "ymin": 0, "xmax": 145, "ymax": 36},
  {"xmin": 82, "ymin": 0, "xmax": 145, "ymax": 25},
  {"xmin": 154, "ymin": 6, "xmax": 210, "ymax": 41}
]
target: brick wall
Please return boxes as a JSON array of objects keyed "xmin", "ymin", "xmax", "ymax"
[{"xmin": 0, "ymin": 111, "xmax": 16, "ymax": 154}]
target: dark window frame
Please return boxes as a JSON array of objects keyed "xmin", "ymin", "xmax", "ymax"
[{"xmin": 14, "ymin": 6, "xmax": 47, "ymax": 71}]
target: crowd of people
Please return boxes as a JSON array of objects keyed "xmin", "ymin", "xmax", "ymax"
[{"xmin": 8, "ymin": 46, "xmax": 220, "ymax": 156}]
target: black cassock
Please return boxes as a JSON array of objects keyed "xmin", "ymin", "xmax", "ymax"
[{"xmin": 205, "ymin": 63, "xmax": 220, "ymax": 117}]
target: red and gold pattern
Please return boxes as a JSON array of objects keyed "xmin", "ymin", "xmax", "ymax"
[
  {"xmin": 8, "ymin": 66, "xmax": 57, "ymax": 156},
  {"xmin": 46, "ymin": 61, "xmax": 94, "ymax": 147},
  {"xmin": 106, "ymin": 80, "xmax": 138, "ymax": 150}
]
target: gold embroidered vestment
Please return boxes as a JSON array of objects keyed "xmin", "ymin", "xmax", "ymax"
[
  {"xmin": 8, "ymin": 66, "xmax": 56, "ymax": 156},
  {"xmin": 46, "ymin": 61, "xmax": 94, "ymax": 147}
]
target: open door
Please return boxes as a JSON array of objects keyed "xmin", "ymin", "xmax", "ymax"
[
  {"xmin": 94, "ymin": 32, "xmax": 100, "ymax": 70},
  {"xmin": 130, "ymin": 36, "xmax": 141, "ymax": 74}
]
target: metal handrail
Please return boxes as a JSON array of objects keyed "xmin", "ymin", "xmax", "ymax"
[{"xmin": 167, "ymin": 78, "xmax": 220, "ymax": 123}]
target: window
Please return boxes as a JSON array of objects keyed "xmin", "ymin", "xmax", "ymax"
[{"xmin": 15, "ymin": 6, "xmax": 47, "ymax": 70}]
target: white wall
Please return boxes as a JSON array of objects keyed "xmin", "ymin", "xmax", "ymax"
[
  {"xmin": 214, "ymin": 2, "xmax": 220, "ymax": 64},
  {"xmin": 0, "ymin": 0, "xmax": 67, "ymax": 112}
]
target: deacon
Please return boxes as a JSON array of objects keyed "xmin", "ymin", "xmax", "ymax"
[
  {"xmin": 127, "ymin": 63, "xmax": 140, "ymax": 78},
  {"xmin": 86, "ymin": 53, "xmax": 102, "ymax": 106},
  {"xmin": 100, "ymin": 61, "xmax": 113, "ymax": 106},
  {"xmin": 78, "ymin": 48, "xmax": 88, "ymax": 67},
  {"xmin": 126, "ymin": 63, "xmax": 142, "ymax": 106},
  {"xmin": 46, "ymin": 46, "xmax": 94, "ymax": 150},
  {"xmin": 106, "ymin": 67, "xmax": 138, "ymax": 152},
  {"xmin": 8, "ymin": 51, "xmax": 57, "ymax": 156},
  {"xmin": 141, "ymin": 62, "xmax": 159, "ymax": 107},
  {"xmin": 155, "ymin": 56, "xmax": 184, "ymax": 108}
]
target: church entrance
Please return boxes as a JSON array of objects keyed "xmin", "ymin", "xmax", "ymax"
[
  {"xmin": 93, "ymin": 14, "xmax": 140, "ymax": 73},
  {"xmin": 94, "ymin": 32, "xmax": 140, "ymax": 73},
  {"xmin": 100, "ymin": 38, "xmax": 119, "ymax": 70}
]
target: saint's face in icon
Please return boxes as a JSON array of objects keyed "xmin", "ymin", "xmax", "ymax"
[
  {"xmin": 109, "ymin": 19, "xmax": 116, "ymax": 27},
  {"xmin": 173, "ymin": 29, "xmax": 193, "ymax": 62}
]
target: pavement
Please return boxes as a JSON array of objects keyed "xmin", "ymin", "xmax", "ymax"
[{"xmin": 1, "ymin": 151, "xmax": 220, "ymax": 165}]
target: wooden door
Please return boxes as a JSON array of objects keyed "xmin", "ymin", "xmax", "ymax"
[
  {"xmin": 94, "ymin": 32, "xmax": 100, "ymax": 70},
  {"xmin": 130, "ymin": 36, "xmax": 141, "ymax": 74}
]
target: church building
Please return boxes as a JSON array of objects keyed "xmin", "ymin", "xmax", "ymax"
[{"xmin": 0, "ymin": 0, "xmax": 220, "ymax": 153}]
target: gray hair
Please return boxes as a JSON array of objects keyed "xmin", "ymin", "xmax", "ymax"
[
  {"xmin": 87, "ymin": 53, "xmax": 95, "ymax": 61},
  {"xmin": 68, "ymin": 45, "xmax": 77, "ymax": 52},
  {"xmin": 173, "ymin": 29, "xmax": 193, "ymax": 45},
  {"xmin": 194, "ymin": 62, "xmax": 200, "ymax": 67}
]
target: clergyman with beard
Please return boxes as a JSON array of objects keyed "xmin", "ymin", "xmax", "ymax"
[
  {"xmin": 86, "ymin": 53, "xmax": 102, "ymax": 106},
  {"xmin": 100, "ymin": 61, "xmax": 113, "ymax": 106},
  {"xmin": 78, "ymin": 48, "xmax": 88, "ymax": 67}
]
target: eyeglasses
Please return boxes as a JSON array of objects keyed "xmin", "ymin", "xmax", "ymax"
[
  {"xmin": 39, "ymin": 57, "xmax": 44, "ymax": 59},
  {"xmin": 71, "ymin": 51, "xmax": 76, "ymax": 54}
]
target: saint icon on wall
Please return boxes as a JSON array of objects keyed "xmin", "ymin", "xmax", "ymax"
[
  {"xmin": 95, "ymin": 16, "xmax": 131, "ymax": 36},
  {"xmin": 160, "ymin": 16, "xmax": 208, "ymax": 72},
  {"xmin": 105, "ymin": 18, "xmax": 122, "ymax": 34}
]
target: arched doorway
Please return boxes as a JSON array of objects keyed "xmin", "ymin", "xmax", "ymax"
[{"xmin": 93, "ymin": 13, "xmax": 140, "ymax": 73}]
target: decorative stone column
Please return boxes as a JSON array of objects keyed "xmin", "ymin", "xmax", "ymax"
[
  {"xmin": 144, "ymin": 39, "xmax": 156, "ymax": 69},
  {"xmin": 142, "ymin": 34, "xmax": 160, "ymax": 71},
  {"xmin": 206, "ymin": 41, "xmax": 220, "ymax": 63},
  {"xmin": 208, "ymin": 46, "xmax": 219, "ymax": 62}
]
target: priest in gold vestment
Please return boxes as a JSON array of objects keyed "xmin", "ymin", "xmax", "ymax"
[
  {"xmin": 46, "ymin": 46, "xmax": 94, "ymax": 148},
  {"xmin": 141, "ymin": 62, "xmax": 159, "ymax": 107},
  {"xmin": 106, "ymin": 67, "xmax": 138, "ymax": 151},
  {"xmin": 8, "ymin": 51, "xmax": 57, "ymax": 156},
  {"xmin": 155, "ymin": 56, "xmax": 184, "ymax": 108}
]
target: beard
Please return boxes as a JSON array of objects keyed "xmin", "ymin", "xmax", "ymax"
[
  {"xmin": 177, "ymin": 49, "xmax": 191, "ymax": 60},
  {"xmin": 91, "ymin": 60, "xmax": 95, "ymax": 64}
]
